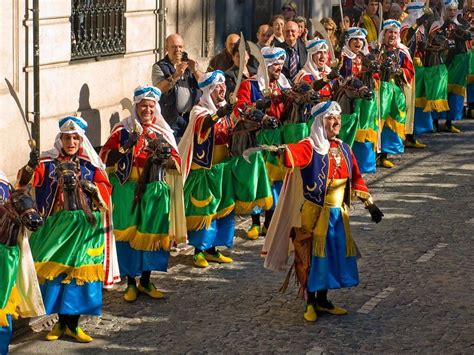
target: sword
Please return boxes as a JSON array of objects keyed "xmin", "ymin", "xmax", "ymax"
[
  {"xmin": 310, "ymin": 19, "xmax": 338, "ymax": 67},
  {"xmin": 242, "ymin": 144, "xmax": 285, "ymax": 163},
  {"xmin": 4, "ymin": 78, "xmax": 36, "ymax": 149},
  {"xmin": 247, "ymin": 41, "xmax": 272, "ymax": 97},
  {"xmin": 230, "ymin": 32, "xmax": 247, "ymax": 104}
]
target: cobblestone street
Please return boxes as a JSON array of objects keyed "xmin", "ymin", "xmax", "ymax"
[{"xmin": 10, "ymin": 121, "xmax": 474, "ymax": 354}]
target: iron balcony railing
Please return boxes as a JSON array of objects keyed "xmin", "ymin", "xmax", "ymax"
[{"xmin": 71, "ymin": 0, "xmax": 126, "ymax": 60}]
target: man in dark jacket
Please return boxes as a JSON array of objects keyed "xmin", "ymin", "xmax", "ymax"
[
  {"xmin": 277, "ymin": 21, "xmax": 307, "ymax": 84},
  {"xmin": 208, "ymin": 33, "xmax": 240, "ymax": 72},
  {"xmin": 152, "ymin": 33, "xmax": 203, "ymax": 141}
]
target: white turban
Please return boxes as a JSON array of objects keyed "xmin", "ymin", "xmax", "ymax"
[
  {"xmin": 257, "ymin": 46, "xmax": 291, "ymax": 91},
  {"xmin": 342, "ymin": 27, "xmax": 369, "ymax": 58},
  {"xmin": 445, "ymin": 0, "xmax": 458, "ymax": 9},
  {"xmin": 41, "ymin": 116, "xmax": 105, "ymax": 170},
  {"xmin": 197, "ymin": 70, "xmax": 226, "ymax": 114},
  {"xmin": 302, "ymin": 39, "xmax": 332, "ymax": 79},
  {"xmin": 379, "ymin": 19, "xmax": 402, "ymax": 47},
  {"xmin": 309, "ymin": 101, "xmax": 341, "ymax": 155},
  {"xmin": 402, "ymin": 2, "xmax": 426, "ymax": 29}
]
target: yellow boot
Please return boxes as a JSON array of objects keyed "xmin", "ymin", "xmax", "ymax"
[
  {"xmin": 123, "ymin": 284, "xmax": 138, "ymax": 302},
  {"xmin": 137, "ymin": 282, "xmax": 165, "ymax": 299},
  {"xmin": 316, "ymin": 301, "xmax": 348, "ymax": 315},
  {"xmin": 204, "ymin": 250, "xmax": 233, "ymax": 263},
  {"xmin": 65, "ymin": 326, "xmax": 93, "ymax": 343},
  {"xmin": 247, "ymin": 225, "xmax": 260, "ymax": 240},
  {"xmin": 45, "ymin": 323, "xmax": 65, "ymax": 341},
  {"xmin": 194, "ymin": 252, "xmax": 209, "ymax": 268},
  {"xmin": 303, "ymin": 304, "xmax": 317, "ymax": 322}
]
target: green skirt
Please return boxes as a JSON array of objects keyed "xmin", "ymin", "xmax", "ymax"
[
  {"xmin": 355, "ymin": 97, "xmax": 378, "ymax": 146},
  {"xmin": 257, "ymin": 128, "xmax": 285, "ymax": 182},
  {"xmin": 424, "ymin": 65, "xmax": 449, "ymax": 112},
  {"xmin": 0, "ymin": 244, "xmax": 19, "ymax": 309},
  {"xmin": 380, "ymin": 80, "xmax": 406, "ymax": 130},
  {"xmin": 110, "ymin": 174, "xmax": 171, "ymax": 251},
  {"xmin": 448, "ymin": 52, "xmax": 469, "ymax": 97},
  {"xmin": 281, "ymin": 123, "xmax": 309, "ymax": 144},
  {"xmin": 229, "ymin": 152, "xmax": 273, "ymax": 215},
  {"xmin": 414, "ymin": 66, "xmax": 426, "ymax": 108},
  {"xmin": 30, "ymin": 210, "xmax": 104, "ymax": 285},
  {"xmin": 339, "ymin": 99, "xmax": 362, "ymax": 147},
  {"xmin": 184, "ymin": 160, "xmax": 235, "ymax": 231}
]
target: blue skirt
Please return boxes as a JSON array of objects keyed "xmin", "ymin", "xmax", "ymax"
[
  {"xmin": 40, "ymin": 274, "xmax": 102, "ymax": 316},
  {"xmin": 0, "ymin": 314, "xmax": 12, "ymax": 355},
  {"xmin": 188, "ymin": 212, "xmax": 235, "ymax": 251},
  {"xmin": 116, "ymin": 241, "xmax": 170, "ymax": 277},
  {"xmin": 307, "ymin": 208, "xmax": 359, "ymax": 292},
  {"xmin": 352, "ymin": 141, "xmax": 376, "ymax": 174},
  {"xmin": 414, "ymin": 108, "xmax": 434, "ymax": 135}
]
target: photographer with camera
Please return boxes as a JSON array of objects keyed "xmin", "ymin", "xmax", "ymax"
[{"xmin": 152, "ymin": 34, "xmax": 203, "ymax": 141}]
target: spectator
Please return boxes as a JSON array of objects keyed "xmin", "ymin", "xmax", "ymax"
[
  {"xmin": 256, "ymin": 24, "xmax": 274, "ymax": 49},
  {"xmin": 152, "ymin": 34, "xmax": 202, "ymax": 141},
  {"xmin": 295, "ymin": 16, "xmax": 310, "ymax": 43},
  {"xmin": 208, "ymin": 33, "xmax": 240, "ymax": 72},
  {"xmin": 382, "ymin": 0, "xmax": 393, "ymax": 19},
  {"xmin": 389, "ymin": 3, "xmax": 404, "ymax": 21},
  {"xmin": 316, "ymin": 18, "xmax": 341, "ymax": 56},
  {"xmin": 224, "ymin": 40, "xmax": 257, "ymax": 102},
  {"xmin": 277, "ymin": 21, "xmax": 307, "ymax": 83},
  {"xmin": 271, "ymin": 15, "xmax": 286, "ymax": 45},
  {"xmin": 281, "ymin": 1, "xmax": 297, "ymax": 21},
  {"xmin": 353, "ymin": 0, "xmax": 366, "ymax": 23},
  {"xmin": 359, "ymin": 0, "xmax": 381, "ymax": 44}
]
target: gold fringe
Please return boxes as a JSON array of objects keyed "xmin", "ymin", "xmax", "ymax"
[
  {"xmin": 234, "ymin": 196, "xmax": 273, "ymax": 215},
  {"xmin": 423, "ymin": 99, "xmax": 449, "ymax": 113},
  {"xmin": 0, "ymin": 286, "xmax": 20, "ymax": 327},
  {"xmin": 415, "ymin": 97, "xmax": 427, "ymax": 108},
  {"xmin": 214, "ymin": 204, "xmax": 235, "ymax": 220},
  {"xmin": 186, "ymin": 215, "xmax": 214, "ymax": 231},
  {"xmin": 447, "ymin": 84, "xmax": 466, "ymax": 97},
  {"xmin": 342, "ymin": 206, "xmax": 358, "ymax": 257},
  {"xmin": 382, "ymin": 117, "xmax": 406, "ymax": 140},
  {"xmin": 35, "ymin": 262, "xmax": 104, "ymax": 285},
  {"xmin": 115, "ymin": 226, "xmax": 171, "ymax": 251},
  {"xmin": 354, "ymin": 129, "xmax": 378, "ymax": 145}
]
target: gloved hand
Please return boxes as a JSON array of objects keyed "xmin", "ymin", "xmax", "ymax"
[
  {"xmin": 123, "ymin": 131, "xmax": 140, "ymax": 150},
  {"xmin": 28, "ymin": 148, "xmax": 40, "ymax": 168},
  {"xmin": 366, "ymin": 203, "xmax": 384, "ymax": 223},
  {"xmin": 80, "ymin": 180, "xmax": 98, "ymax": 195},
  {"xmin": 248, "ymin": 109, "xmax": 266, "ymax": 122},
  {"xmin": 255, "ymin": 97, "xmax": 272, "ymax": 111},
  {"xmin": 217, "ymin": 103, "xmax": 234, "ymax": 118},
  {"xmin": 156, "ymin": 143, "xmax": 172, "ymax": 161},
  {"xmin": 327, "ymin": 68, "xmax": 340, "ymax": 80},
  {"xmin": 416, "ymin": 12, "xmax": 434, "ymax": 27},
  {"xmin": 262, "ymin": 115, "xmax": 279, "ymax": 129}
]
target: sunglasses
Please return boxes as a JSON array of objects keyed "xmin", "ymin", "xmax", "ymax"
[{"xmin": 282, "ymin": 7, "xmax": 294, "ymax": 11}]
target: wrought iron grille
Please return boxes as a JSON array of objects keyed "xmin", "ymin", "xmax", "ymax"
[{"xmin": 71, "ymin": 0, "xmax": 126, "ymax": 60}]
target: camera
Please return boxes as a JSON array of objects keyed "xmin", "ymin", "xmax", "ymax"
[{"xmin": 181, "ymin": 52, "xmax": 189, "ymax": 62}]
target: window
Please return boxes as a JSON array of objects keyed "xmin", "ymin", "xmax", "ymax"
[{"xmin": 71, "ymin": 0, "xmax": 126, "ymax": 60}]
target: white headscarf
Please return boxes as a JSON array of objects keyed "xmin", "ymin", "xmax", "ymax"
[
  {"xmin": 258, "ymin": 46, "xmax": 291, "ymax": 91},
  {"xmin": 302, "ymin": 38, "xmax": 332, "ymax": 79},
  {"xmin": 309, "ymin": 101, "xmax": 341, "ymax": 155},
  {"xmin": 197, "ymin": 70, "xmax": 226, "ymax": 114},
  {"xmin": 445, "ymin": 0, "xmax": 458, "ymax": 9},
  {"xmin": 379, "ymin": 19, "xmax": 402, "ymax": 46},
  {"xmin": 41, "ymin": 116, "xmax": 105, "ymax": 170},
  {"xmin": 342, "ymin": 27, "xmax": 369, "ymax": 58},
  {"xmin": 401, "ymin": 2, "xmax": 427, "ymax": 35},
  {"xmin": 125, "ymin": 85, "xmax": 177, "ymax": 152}
]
